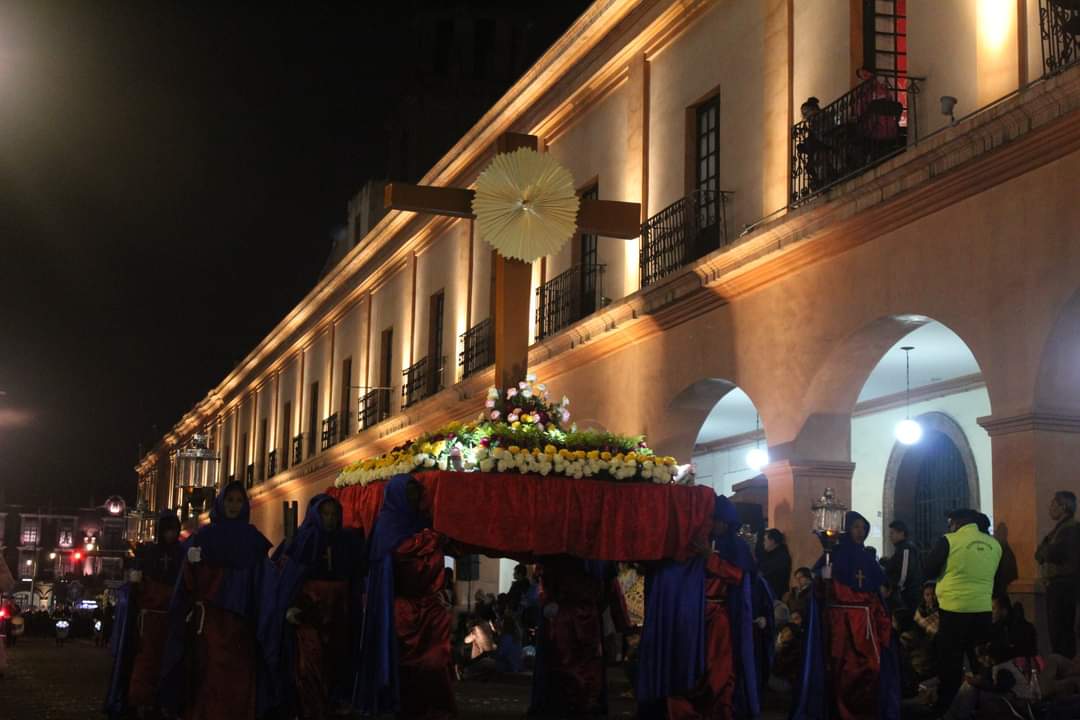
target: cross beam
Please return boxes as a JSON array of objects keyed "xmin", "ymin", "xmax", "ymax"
[{"xmin": 383, "ymin": 132, "xmax": 641, "ymax": 390}]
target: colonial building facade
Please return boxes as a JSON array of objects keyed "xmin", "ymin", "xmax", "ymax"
[{"xmin": 139, "ymin": 0, "xmax": 1080, "ymax": 619}]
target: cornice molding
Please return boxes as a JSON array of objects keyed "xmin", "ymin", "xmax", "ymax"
[{"xmin": 977, "ymin": 412, "xmax": 1080, "ymax": 436}]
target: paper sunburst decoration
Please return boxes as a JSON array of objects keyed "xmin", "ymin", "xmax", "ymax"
[{"xmin": 471, "ymin": 148, "xmax": 580, "ymax": 263}]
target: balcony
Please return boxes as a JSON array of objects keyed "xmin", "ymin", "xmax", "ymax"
[
  {"xmin": 459, "ymin": 318, "xmax": 494, "ymax": 380},
  {"xmin": 791, "ymin": 73, "xmax": 921, "ymax": 205},
  {"xmin": 402, "ymin": 356, "xmax": 446, "ymax": 409},
  {"xmin": 267, "ymin": 449, "xmax": 277, "ymax": 477},
  {"xmin": 640, "ymin": 189, "xmax": 733, "ymax": 287},
  {"xmin": 292, "ymin": 434, "xmax": 303, "ymax": 467},
  {"xmin": 1041, "ymin": 0, "xmax": 1080, "ymax": 76},
  {"xmin": 359, "ymin": 388, "xmax": 392, "ymax": 431},
  {"xmin": 535, "ymin": 263, "xmax": 606, "ymax": 341},
  {"xmin": 338, "ymin": 410, "xmax": 352, "ymax": 442},
  {"xmin": 321, "ymin": 413, "xmax": 339, "ymax": 450}
]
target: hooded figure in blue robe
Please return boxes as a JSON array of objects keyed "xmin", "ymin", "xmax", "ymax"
[
  {"xmin": 790, "ymin": 510, "xmax": 900, "ymax": 720},
  {"xmin": 159, "ymin": 481, "xmax": 273, "ymax": 720},
  {"xmin": 262, "ymin": 493, "xmax": 366, "ymax": 718},
  {"xmin": 356, "ymin": 474, "xmax": 455, "ymax": 719},
  {"xmin": 637, "ymin": 493, "xmax": 759, "ymax": 719}
]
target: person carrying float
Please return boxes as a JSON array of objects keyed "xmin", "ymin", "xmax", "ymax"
[
  {"xmin": 160, "ymin": 481, "xmax": 274, "ymax": 720},
  {"xmin": 356, "ymin": 474, "xmax": 456, "ymax": 720},
  {"xmin": 528, "ymin": 556, "xmax": 630, "ymax": 717},
  {"xmin": 791, "ymin": 510, "xmax": 900, "ymax": 720},
  {"xmin": 636, "ymin": 494, "xmax": 759, "ymax": 720},
  {"xmin": 262, "ymin": 493, "xmax": 366, "ymax": 718},
  {"xmin": 105, "ymin": 510, "xmax": 184, "ymax": 719}
]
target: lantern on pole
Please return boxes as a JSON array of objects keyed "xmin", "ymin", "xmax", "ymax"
[
  {"xmin": 811, "ymin": 488, "xmax": 847, "ymax": 578},
  {"xmin": 176, "ymin": 433, "xmax": 220, "ymax": 521}
]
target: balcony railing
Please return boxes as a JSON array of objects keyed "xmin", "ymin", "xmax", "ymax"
[
  {"xmin": 402, "ymin": 356, "xmax": 446, "ymax": 408},
  {"xmin": 321, "ymin": 413, "xmax": 339, "ymax": 451},
  {"xmin": 791, "ymin": 73, "xmax": 921, "ymax": 205},
  {"xmin": 640, "ymin": 189, "xmax": 733, "ymax": 287},
  {"xmin": 267, "ymin": 449, "xmax": 277, "ymax": 478},
  {"xmin": 1041, "ymin": 0, "xmax": 1080, "ymax": 76},
  {"xmin": 535, "ymin": 263, "xmax": 606, "ymax": 341},
  {"xmin": 459, "ymin": 318, "xmax": 495, "ymax": 380},
  {"xmin": 292, "ymin": 434, "xmax": 303, "ymax": 467},
  {"xmin": 359, "ymin": 388, "xmax": 392, "ymax": 431}
]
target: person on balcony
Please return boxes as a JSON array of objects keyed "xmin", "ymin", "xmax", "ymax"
[
  {"xmin": 635, "ymin": 494, "xmax": 759, "ymax": 720},
  {"xmin": 852, "ymin": 67, "xmax": 903, "ymax": 160},
  {"xmin": 262, "ymin": 494, "xmax": 366, "ymax": 719},
  {"xmin": 104, "ymin": 510, "xmax": 184, "ymax": 719},
  {"xmin": 791, "ymin": 511, "xmax": 900, "ymax": 720},
  {"xmin": 796, "ymin": 96, "xmax": 832, "ymax": 192},
  {"xmin": 528, "ymin": 556, "xmax": 630, "ymax": 717},
  {"xmin": 357, "ymin": 475, "xmax": 456, "ymax": 719},
  {"xmin": 160, "ymin": 481, "xmax": 274, "ymax": 720}
]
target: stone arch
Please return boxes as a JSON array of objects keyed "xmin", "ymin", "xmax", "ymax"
[
  {"xmin": 881, "ymin": 411, "xmax": 981, "ymax": 552},
  {"xmin": 783, "ymin": 314, "xmax": 992, "ymax": 463},
  {"xmin": 1034, "ymin": 289, "xmax": 1080, "ymax": 417},
  {"xmin": 653, "ymin": 378, "xmax": 740, "ymax": 461}
]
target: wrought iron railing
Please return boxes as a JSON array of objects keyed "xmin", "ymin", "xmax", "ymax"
[
  {"xmin": 459, "ymin": 318, "xmax": 494, "ymax": 379},
  {"xmin": 640, "ymin": 189, "xmax": 732, "ymax": 287},
  {"xmin": 791, "ymin": 73, "xmax": 920, "ymax": 205},
  {"xmin": 359, "ymin": 388, "xmax": 392, "ymax": 431},
  {"xmin": 292, "ymin": 434, "xmax": 303, "ymax": 467},
  {"xmin": 1041, "ymin": 0, "xmax": 1080, "ymax": 76},
  {"xmin": 402, "ymin": 356, "xmax": 445, "ymax": 408},
  {"xmin": 267, "ymin": 450, "xmax": 277, "ymax": 478},
  {"xmin": 321, "ymin": 414, "xmax": 338, "ymax": 451},
  {"xmin": 535, "ymin": 263, "xmax": 606, "ymax": 340}
]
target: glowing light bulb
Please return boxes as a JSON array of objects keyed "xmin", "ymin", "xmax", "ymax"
[
  {"xmin": 745, "ymin": 447, "xmax": 769, "ymax": 472},
  {"xmin": 895, "ymin": 418, "xmax": 923, "ymax": 445}
]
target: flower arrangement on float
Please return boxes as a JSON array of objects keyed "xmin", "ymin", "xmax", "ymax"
[{"xmin": 334, "ymin": 374, "xmax": 680, "ymax": 488}]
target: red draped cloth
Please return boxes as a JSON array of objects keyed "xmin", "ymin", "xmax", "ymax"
[
  {"xmin": 668, "ymin": 554, "xmax": 742, "ymax": 720},
  {"xmin": 538, "ymin": 557, "xmax": 608, "ymax": 714},
  {"xmin": 824, "ymin": 581, "xmax": 892, "ymax": 720},
  {"xmin": 394, "ymin": 529, "xmax": 456, "ymax": 720},
  {"xmin": 183, "ymin": 565, "xmax": 258, "ymax": 720},
  {"xmin": 127, "ymin": 577, "xmax": 173, "ymax": 707},
  {"xmin": 328, "ymin": 472, "xmax": 714, "ymax": 561},
  {"xmin": 292, "ymin": 579, "xmax": 352, "ymax": 719}
]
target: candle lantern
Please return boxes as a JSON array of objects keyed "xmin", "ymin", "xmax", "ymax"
[
  {"xmin": 811, "ymin": 488, "xmax": 847, "ymax": 578},
  {"xmin": 175, "ymin": 433, "xmax": 220, "ymax": 521}
]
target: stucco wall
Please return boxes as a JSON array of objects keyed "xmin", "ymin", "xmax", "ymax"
[
  {"xmin": 792, "ymin": 0, "xmax": 851, "ymax": 118},
  {"xmin": 333, "ymin": 301, "xmax": 365, "ymax": 435},
  {"xmin": 415, "ymin": 222, "xmax": 470, "ymax": 383},
  {"xmin": 368, "ymin": 266, "xmax": 412, "ymax": 415}
]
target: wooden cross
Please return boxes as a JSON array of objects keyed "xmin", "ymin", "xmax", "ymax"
[
  {"xmin": 855, "ymin": 568, "xmax": 865, "ymax": 589},
  {"xmin": 384, "ymin": 132, "xmax": 641, "ymax": 390}
]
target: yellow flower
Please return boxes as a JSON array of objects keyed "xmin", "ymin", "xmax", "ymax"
[
  {"xmin": 573, "ymin": 450, "xmax": 586, "ymax": 460},
  {"xmin": 544, "ymin": 444, "xmax": 557, "ymax": 455},
  {"xmin": 508, "ymin": 445, "xmax": 521, "ymax": 455},
  {"xmin": 512, "ymin": 421, "xmax": 521, "ymax": 429},
  {"xmin": 626, "ymin": 452, "xmax": 637, "ymax": 461},
  {"xmin": 559, "ymin": 449, "xmax": 571, "ymax": 459},
  {"xmin": 587, "ymin": 450, "xmax": 600, "ymax": 460},
  {"xmin": 600, "ymin": 451, "xmax": 612, "ymax": 461}
]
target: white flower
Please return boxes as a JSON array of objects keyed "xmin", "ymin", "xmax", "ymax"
[
  {"xmin": 485, "ymin": 399, "xmax": 495, "ymax": 408},
  {"xmin": 561, "ymin": 396, "xmax": 570, "ymax": 407},
  {"xmin": 487, "ymin": 387, "xmax": 500, "ymax": 399},
  {"xmin": 521, "ymin": 388, "xmax": 533, "ymax": 398},
  {"xmin": 537, "ymin": 383, "xmax": 546, "ymax": 392},
  {"xmin": 526, "ymin": 373, "xmax": 537, "ymax": 382},
  {"xmin": 479, "ymin": 458, "xmax": 495, "ymax": 472}
]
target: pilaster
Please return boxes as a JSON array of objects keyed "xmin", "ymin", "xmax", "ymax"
[{"xmin": 763, "ymin": 458, "xmax": 855, "ymax": 572}]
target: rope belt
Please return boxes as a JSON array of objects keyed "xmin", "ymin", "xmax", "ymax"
[
  {"xmin": 830, "ymin": 603, "xmax": 879, "ymax": 658},
  {"xmin": 184, "ymin": 602, "xmax": 207, "ymax": 636},
  {"xmin": 138, "ymin": 608, "xmax": 167, "ymax": 637}
]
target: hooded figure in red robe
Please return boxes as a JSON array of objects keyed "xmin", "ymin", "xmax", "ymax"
[
  {"xmin": 160, "ymin": 481, "xmax": 274, "ymax": 720},
  {"xmin": 357, "ymin": 474, "xmax": 456, "ymax": 719},
  {"xmin": 105, "ymin": 510, "xmax": 183, "ymax": 718}
]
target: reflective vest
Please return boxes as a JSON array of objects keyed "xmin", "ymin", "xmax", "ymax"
[{"xmin": 935, "ymin": 523, "xmax": 1002, "ymax": 613}]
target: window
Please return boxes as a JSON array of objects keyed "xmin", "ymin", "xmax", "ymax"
[
  {"xmin": 308, "ymin": 382, "xmax": 319, "ymax": 457},
  {"xmin": 578, "ymin": 184, "xmax": 600, "ymax": 316},
  {"xmin": 695, "ymin": 97, "xmax": 720, "ymax": 231},
  {"xmin": 281, "ymin": 401, "xmax": 292, "ymax": 470},
  {"xmin": 340, "ymin": 357, "xmax": 353, "ymax": 438},
  {"xmin": 862, "ymin": 0, "xmax": 909, "ymax": 126},
  {"xmin": 58, "ymin": 520, "xmax": 74, "ymax": 548},
  {"xmin": 240, "ymin": 432, "xmax": 249, "ymax": 478},
  {"xmin": 380, "ymin": 328, "xmax": 394, "ymax": 391},
  {"xmin": 428, "ymin": 292, "xmax": 445, "ymax": 393},
  {"xmin": 21, "ymin": 519, "xmax": 39, "ymax": 545},
  {"xmin": 258, "ymin": 418, "xmax": 268, "ymax": 481},
  {"xmin": 222, "ymin": 444, "xmax": 232, "ymax": 480}
]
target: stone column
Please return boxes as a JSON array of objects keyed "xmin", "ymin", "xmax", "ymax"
[
  {"xmin": 979, "ymin": 411, "xmax": 1080, "ymax": 647},
  {"xmin": 764, "ymin": 459, "xmax": 855, "ymax": 573}
]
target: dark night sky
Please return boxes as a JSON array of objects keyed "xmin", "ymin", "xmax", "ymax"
[{"xmin": 0, "ymin": 1, "xmax": 589, "ymax": 506}]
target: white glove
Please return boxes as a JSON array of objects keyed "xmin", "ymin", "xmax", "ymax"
[
  {"xmin": 187, "ymin": 546, "xmax": 202, "ymax": 564},
  {"xmin": 286, "ymin": 607, "xmax": 302, "ymax": 625},
  {"xmin": 754, "ymin": 617, "xmax": 767, "ymax": 629},
  {"xmin": 127, "ymin": 570, "xmax": 143, "ymax": 583},
  {"xmin": 542, "ymin": 602, "xmax": 560, "ymax": 620}
]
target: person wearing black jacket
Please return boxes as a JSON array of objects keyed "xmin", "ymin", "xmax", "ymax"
[
  {"xmin": 757, "ymin": 528, "xmax": 792, "ymax": 601},
  {"xmin": 1035, "ymin": 490, "xmax": 1080, "ymax": 659},
  {"xmin": 882, "ymin": 520, "xmax": 923, "ymax": 617}
]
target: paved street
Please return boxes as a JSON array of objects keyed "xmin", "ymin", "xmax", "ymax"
[{"xmin": 0, "ymin": 637, "xmax": 792, "ymax": 719}]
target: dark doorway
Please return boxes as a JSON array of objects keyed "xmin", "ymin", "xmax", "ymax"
[{"xmin": 891, "ymin": 429, "xmax": 971, "ymax": 554}]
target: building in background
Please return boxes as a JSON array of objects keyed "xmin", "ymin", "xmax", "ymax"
[
  {"xmin": 0, "ymin": 496, "xmax": 130, "ymax": 610},
  {"xmin": 138, "ymin": 0, "xmax": 1080, "ymax": 624}
]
